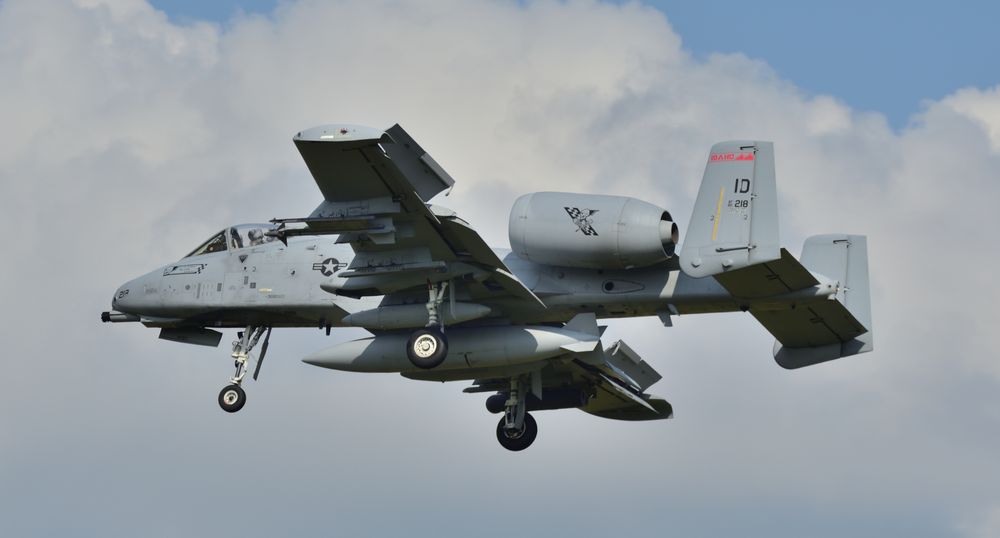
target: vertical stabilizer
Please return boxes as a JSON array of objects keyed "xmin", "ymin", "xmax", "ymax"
[{"xmin": 680, "ymin": 141, "xmax": 781, "ymax": 278}]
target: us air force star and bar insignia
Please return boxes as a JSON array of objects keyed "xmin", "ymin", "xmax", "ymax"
[
  {"xmin": 312, "ymin": 258, "xmax": 346, "ymax": 277},
  {"xmin": 564, "ymin": 207, "xmax": 599, "ymax": 236}
]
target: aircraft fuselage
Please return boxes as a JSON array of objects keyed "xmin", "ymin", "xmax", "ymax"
[{"xmin": 110, "ymin": 226, "xmax": 835, "ymax": 331}]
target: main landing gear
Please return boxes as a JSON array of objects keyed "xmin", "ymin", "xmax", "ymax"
[
  {"xmin": 405, "ymin": 281, "xmax": 449, "ymax": 369},
  {"xmin": 497, "ymin": 413, "xmax": 537, "ymax": 452},
  {"xmin": 218, "ymin": 325, "xmax": 271, "ymax": 413},
  {"xmin": 406, "ymin": 327, "xmax": 447, "ymax": 369},
  {"xmin": 496, "ymin": 376, "xmax": 538, "ymax": 451}
]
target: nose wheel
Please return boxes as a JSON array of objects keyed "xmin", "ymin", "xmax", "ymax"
[
  {"xmin": 218, "ymin": 384, "xmax": 246, "ymax": 413},
  {"xmin": 217, "ymin": 326, "xmax": 271, "ymax": 413}
]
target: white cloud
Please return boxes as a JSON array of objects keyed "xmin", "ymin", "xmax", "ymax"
[
  {"xmin": 943, "ymin": 86, "xmax": 1000, "ymax": 152},
  {"xmin": 2, "ymin": 0, "xmax": 999, "ymax": 535}
]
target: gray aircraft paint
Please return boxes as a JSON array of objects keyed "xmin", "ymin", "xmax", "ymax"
[{"xmin": 104, "ymin": 123, "xmax": 873, "ymax": 449}]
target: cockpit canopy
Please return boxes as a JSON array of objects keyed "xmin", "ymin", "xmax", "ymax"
[{"xmin": 184, "ymin": 223, "xmax": 279, "ymax": 258}]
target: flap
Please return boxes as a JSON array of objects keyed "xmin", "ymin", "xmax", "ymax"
[{"xmin": 604, "ymin": 339, "xmax": 662, "ymax": 391}]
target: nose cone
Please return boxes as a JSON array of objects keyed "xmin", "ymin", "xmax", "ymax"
[
  {"xmin": 111, "ymin": 279, "xmax": 139, "ymax": 313},
  {"xmin": 111, "ymin": 268, "xmax": 161, "ymax": 315}
]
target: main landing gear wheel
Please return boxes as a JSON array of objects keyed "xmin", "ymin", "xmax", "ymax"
[
  {"xmin": 406, "ymin": 327, "xmax": 448, "ymax": 369},
  {"xmin": 218, "ymin": 384, "xmax": 246, "ymax": 413},
  {"xmin": 496, "ymin": 412, "xmax": 537, "ymax": 452}
]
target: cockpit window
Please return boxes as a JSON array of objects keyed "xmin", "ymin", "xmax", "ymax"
[
  {"xmin": 229, "ymin": 227, "xmax": 244, "ymax": 250},
  {"xmin": 229, "ymin": 223, "xmax": 279, "ymax": 250},
  {"xmin": 185, "ymin": 230, "xmax": 228, "ymax": 258},
  {"xmin": 184, "ymin": 224, "xmax": 279, "ymax": 258}
]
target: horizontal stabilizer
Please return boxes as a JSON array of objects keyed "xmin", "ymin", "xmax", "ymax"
[
  {"xmin": 755, "ymin": 299, "xmax": 866, "ymax": 349},
  {"xmin": 715, "ymin": 248, "xmax": 818, "ymax": 298},
  {"xmin": 761, "ymin": 235, "xmax": 874, "ymax": 369}
]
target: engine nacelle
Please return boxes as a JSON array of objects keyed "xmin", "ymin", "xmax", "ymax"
[{"xmin": 508, "ymin": 192, "xmax": 679, "ymax": 269}]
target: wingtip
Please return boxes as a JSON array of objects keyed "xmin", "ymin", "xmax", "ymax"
[{"xmin": 294, "ymin": 124, "xmax": 385, "ymax": 143}]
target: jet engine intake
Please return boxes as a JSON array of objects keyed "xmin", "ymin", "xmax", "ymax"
[{"xmin": 509, "ymin": 192, "xmax": 678, "ymax": 269}]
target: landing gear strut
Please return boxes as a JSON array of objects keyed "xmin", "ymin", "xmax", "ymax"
[
  {"xmin": 496, "ymin": 376, "xmax": 538, "ymax": 451},
  {"xmin": 406, "ymin": 281, "xmax": 449, "ymax": 369},
  {"xmin": 218, "ymin": 325, "xmax": 271, "ymax": 413}
]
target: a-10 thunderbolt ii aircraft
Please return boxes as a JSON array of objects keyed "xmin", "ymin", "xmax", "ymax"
[{"xmin": 102, "ymin": 124, "xmax": 873, "ymax": 451}]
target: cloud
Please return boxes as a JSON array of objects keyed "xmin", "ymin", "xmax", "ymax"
[
  {"xmin": 1, "ymin": 0, "xmax": 998, "ymax": 536},
  {"xmin": 943, "ymin": 86, "xmax": 1000, "ymax": 152}
]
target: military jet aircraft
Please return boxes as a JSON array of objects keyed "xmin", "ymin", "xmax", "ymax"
[{"xmin": 102, "ymin": 124, "xmax": 873, "ymax": 451}]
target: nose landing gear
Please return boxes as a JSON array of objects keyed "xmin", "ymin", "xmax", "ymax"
[
  {"xmin": 218, "ymin": 384, "xmax": 246, "ymax": 413},
  {"xmin": 218, "ymin": 326, "xmax": 271, "ymax": 413}
]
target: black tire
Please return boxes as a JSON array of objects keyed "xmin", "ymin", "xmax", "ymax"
[
  {"xmin": 218, "ymin": 384, "xmax": 246, "ymax": 413},
  {"xmin": 496, "ymin": 413, "xmax": 538, "ymax": 451},
  {"xmin": 406, "ymin": 327, "xmax": 448, "ymax": 369}
]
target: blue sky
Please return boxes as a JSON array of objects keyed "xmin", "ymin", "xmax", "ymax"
[{"xmin": 151, "ymin": 0, "xmax": 1000, "ymax": 129}]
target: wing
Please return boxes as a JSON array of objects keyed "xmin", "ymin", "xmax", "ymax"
[
  {"xmin": 459, "ymin": 339, "xmax": 673, "ymax": 421},
  {"xmin": 274, "ymin": 124, "xmax": 544, "ymax": 316}
]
